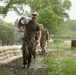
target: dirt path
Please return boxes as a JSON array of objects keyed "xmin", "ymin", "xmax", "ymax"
[
  {"xmin": 0, "ymin": 56, "xmax": 46, "ymax": 75},
  {"xmin": 31, "ymin": 56, "xmax": 44, "ymax": 69}
]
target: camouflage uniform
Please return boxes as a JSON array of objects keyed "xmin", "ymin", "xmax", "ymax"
[
  {"xmin": 40, "ymin": 29, "xmax": 49, "ymax": 54},
  {"xmin": 21, "ymin": 21, "xmax": 40, "ymax": 67}
]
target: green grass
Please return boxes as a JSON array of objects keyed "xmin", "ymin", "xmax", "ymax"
[
  {"xmin": 46, "ymin": 40, "xmax": 76, "ymax": 51},
  {"xmin": 43, "ymin": 55, "xmax": 76, "ymax": 75},
  {"xmin": 0, "ymin": 68, "xmax": 9, "ymax": 75}
]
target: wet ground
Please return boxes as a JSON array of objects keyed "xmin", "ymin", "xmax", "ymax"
[
  {"xmin": 0, "ymin": 55, "xmax": 48, "ymax": 75},
  {"xmin": 0, "ymin": 50, "xmax": 76, "ymax": 75}
]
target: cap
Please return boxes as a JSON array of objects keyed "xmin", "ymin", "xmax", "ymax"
[
  {"xmin": 39, "ymin": 24, "xmax": 44, "ymax": 29},
  {"xmin": 32, "ymin": 12, "xmax": 38, "ymax": 17}
]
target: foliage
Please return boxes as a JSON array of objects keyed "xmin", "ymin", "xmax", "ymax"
[
  {"xmin": 66, "ymin": 19, "xmax": 76, "ymax": 32},
  {"xmin": 0, "ymin": 19, "xmax": 14, "ymax": 45},
  {"xmin": 0, "ymin": 0, "xmax": 28, "ymax": 16},
  {"xmin": 58, "ymin": 19, "xmax": 76, "ymax": 37},
  {"xmin": 37, "ymin": 8, "xmax": 57, "ymax": 34},
  {"xmin": 0, "ymin": 0, "xmax": 71, "ymax": 35},
  {"xmin": 28, "ymin": 0, "xmax": 71, "ymax": 34},
  {"xmin": 53, "ymin": 39, "xmax": 64, "ymax": 43}
]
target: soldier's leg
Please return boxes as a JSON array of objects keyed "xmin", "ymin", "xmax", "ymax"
[
  {"xmin": 21, "ymin": 41, "xmax": 29, "ymax": 68},
  {"xmin": 27, "ymin": 40, "xmax": 36, "ymax": 67},
  {"xmin": 41, "ymin": 41, "xmax": 46, "ymax": 54},
  {"xmin": 22, "ymin": 49, "xmax": 27, "ymax": 66},
  {"xmin": 30, "ymin": 39, "xmax": 36, "ymax": 59},
  {"xmin": 40, "ymin": 41, "xmax": 43, "ymax": 54},
  {"xmin": 31, "ymin": 44, "xmax": 36, "ymax": 59},
  {"xmin": 27, "ymin": 47, "xmax": 32, "ymax": 67}
]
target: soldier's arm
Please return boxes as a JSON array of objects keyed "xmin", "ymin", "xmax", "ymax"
[
  {"xmin": 47, "ymin": 31, "xmax": 50, "ymax": 40},
  {"xmin": 46, "ymin": 31, "xmax": 50, "ymax": 43},
  {"xmin": 36, "ymin": 30, "xmax": 41, "ymax": 45},
  {"xmin": 37, "ymin": 31, "xmax": 41, "ymax": 41}
]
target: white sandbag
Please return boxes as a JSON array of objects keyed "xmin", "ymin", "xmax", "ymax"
[{"xmin": 20, "ymin": 17, "xmax": 31, "ymax": 25}]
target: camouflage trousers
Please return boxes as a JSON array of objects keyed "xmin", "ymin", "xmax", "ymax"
[
  {"xmin": 40, "ymin": 40, "xmax": 46, "ymax": 54},
  {"xmin": 21, "ymin": 38, "xmax": 36, "ymax": 66}
]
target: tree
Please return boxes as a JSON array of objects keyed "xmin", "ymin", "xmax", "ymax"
[
  {"xmin": 0, "ymin": 19, "xmax": 14, "ymax": 45},
  {"xmin": 0, "ymin": 0, "xmax": 29, "ymax": 17},
  {"xmin": 0, "ymin": 0, "xmax": 71, "ymax": 35},
  {"xmin": 57, "ymin": 19, "xmax": 76, "ymax": 37},
  {"xmin": 66, "ymin": 19, "xmax": 76, "ymax": 32},
  {"xmin": 28, "ymin": 0, "xmax": 71, "ymax": 34},
  {"xmin": 37, "ymin": 8, "xmax": 57, "ymax": 34}
]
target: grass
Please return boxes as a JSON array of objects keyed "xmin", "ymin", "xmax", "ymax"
[
  {"xmin": 46, "ymin": 42, "xmax": 71, "ymax": 50},
  {"xmin": 1, "ymin": 55, "xmax": 76, "ymax": 75},
  {"xmin": 43, "ymin": 55, "xmax": 76, "ymax": 75},
  {"xmin": 0, "ymin": 68, "xmax": 8, "ymax": 75},
  {"xmin": 43, "ymin": 38, "xmax": 76, "ymax": 75}
]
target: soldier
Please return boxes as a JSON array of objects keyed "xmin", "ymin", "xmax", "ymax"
[
  {"xmin": 40, "ymin": 24, "xmax": 50, "ymax": 55},
  {"xmin": 21, "ymin": 13, "xmax": 41, "ymax": 68}
]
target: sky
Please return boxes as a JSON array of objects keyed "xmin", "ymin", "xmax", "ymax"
[
  {"xmin": 0, "ymin": 5, "xmax": 30, "ymax": 24},
  {"xmin": 0, "ymin": 0, "xmax": 76, "ymax": 24},
  {"xmin": 68, "ymin": 0, "xmax": 76, "ymax": 20}
]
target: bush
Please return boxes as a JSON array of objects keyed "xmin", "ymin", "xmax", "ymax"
[{"xmin": 53, "ymin": 39, "xmax": 64, "ymax": 43}]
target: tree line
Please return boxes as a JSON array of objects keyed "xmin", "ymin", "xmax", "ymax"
[
  {"xmin": 58, "ymin": 19, "xmax": 76, "ymax": 37},
  {"xmin": 0, "ymin": 19, "xmax": 14, "ymax": 46}
]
